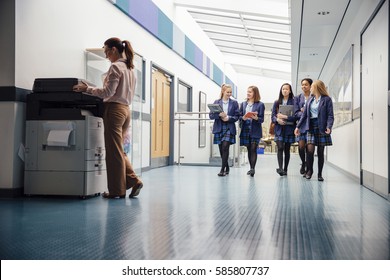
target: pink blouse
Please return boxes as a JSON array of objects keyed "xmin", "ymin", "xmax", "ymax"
[{"xmin": 86, "ymin": 58, "xmax": 136, "ymax": 105}]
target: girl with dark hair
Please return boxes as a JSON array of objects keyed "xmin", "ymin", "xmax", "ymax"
[
  {"xmin": 295, "ymin": 80, "xmax": 334, "ymax": 181},
  {"xmin": 209, "ymin": 84, "xmax": 240, "ymax": 176},
  {"xmin": 294, "ymin": 78, "xmax": 313, "ymax": 175},
  {"xmin": 73, "ymin": 37, "xmax": 143, "ymax": 198},
  {"xmin": 271, "ymin": 83, "xmax": 297, "ymax": 176},
  {"xmin": 239, "ymin": 86, "xmax": 265, "ymax": 177}
]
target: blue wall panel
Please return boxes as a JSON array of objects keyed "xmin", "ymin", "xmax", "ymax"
[
  {"xmin": 158, "ymin": 11, "xmax": 173, "ymax": 49},
  {"xmin": 184, "ymin": 36, "xmax": 195, "ymax": 65},
  {"xmin": 213, "ymin": 64, "xmax": 223, "ymax": 86}
]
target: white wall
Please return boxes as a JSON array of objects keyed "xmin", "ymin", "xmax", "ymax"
[
  {"xmin": 14, "ymin": 0, "xmax": 228, "ymax": 167},
  {"xmin": 320, "ymin": 0, "xmax": 382, "ymax": 178}
]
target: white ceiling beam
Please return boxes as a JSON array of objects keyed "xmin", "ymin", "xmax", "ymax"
[{"xmin": 173, "ymin": 0, "xmax": 289, "ymax": 21}]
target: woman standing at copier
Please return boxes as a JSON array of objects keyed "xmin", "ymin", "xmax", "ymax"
[{"xmin": 73, "ymin": 37, "xmax": 143, "ymax": 199}]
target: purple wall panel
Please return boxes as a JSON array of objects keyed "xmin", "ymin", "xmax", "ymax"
[
  {"xmin": 128, "ymin": 0, "xmax": 158, "ymax": 36},
  {"xmin": 194, "ymin": 46, "xmax": 203, "ymax": 72}
]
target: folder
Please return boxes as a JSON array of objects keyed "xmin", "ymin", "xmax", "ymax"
[
  {"xmin": 244, "ymin": 111, "xmax": 257, "ymax": 118},
  {"xmin": 208, "ymin": 104, "xmax": 223, "ymax": 113},
  {"xmin": 279, "ymin": 105, "xmax": 294, "ymax": 125}
]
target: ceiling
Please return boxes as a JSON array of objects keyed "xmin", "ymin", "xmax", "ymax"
[
  {"xmin": 173, "ymin": 0, "xmax": 355, "ymax": 90},
  {"xmin": 291, "ymin": 0, "xmax": 353, "ymax": 91},
  {"xmin": 173, "ymin": 0, "xmax": 291, "ymax": 80}
]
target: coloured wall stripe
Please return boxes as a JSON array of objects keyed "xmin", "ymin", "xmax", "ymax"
[{"xmin": 108, "ymin": 0, "xmax": 235, "ymax": 92}]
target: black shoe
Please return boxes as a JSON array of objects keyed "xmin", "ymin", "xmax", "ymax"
[
  {"xmin": 282, "ymin": 170, "xmax": 287, "ymax": 176},
  {"xmin": 276, "ymin": 168, "xmax": 284, "ymax": 176},
  {"xmin": 250, "ymin": 169, "xmax": 255, "ymax": 177},
  {"xmin": 305, "ymin": 171, "xmax": 312, "ymax": 180},
  {"xmin": 218, "ymin": 172, "xmax": 226, "ymax": 177},
  {"xmin": 225, "ymin": 167, "xmax": 230, "ymax": 175},
  {"xmin": 247, "ymin": 170, "xmax": 251, "ymax": 175},
  {"xmin": 300, "ymin": 163, "xmax": 306, "ymax": 175},
  {"xmin": 318, "ymin": 175, "xmax": 324, "ymax": 181}
]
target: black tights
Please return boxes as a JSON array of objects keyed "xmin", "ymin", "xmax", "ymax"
[
  {"xmin": 306, "ymin": 144, "xmax": 325, "ymax": 175},
  {"xmin": 218, "ymin": 141, "xmax": 231, "ymax": 172},
  {"xmin": 298, "ymin": 140, "xmax": 306, "ymax": 165},
  {"xmin": 246, "ymin": 143, "xmax": 258, "ymax": 169},
  {"xmin": 276, "ymin": 141, "xmax": 291, "ymax": 171}
]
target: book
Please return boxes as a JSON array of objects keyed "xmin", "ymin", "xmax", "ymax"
[
  {"xmin": 244, "ymin": 111, "xmax": 258, "ymax": 118},
  {"xmin": 208, "ymin": 104, "xmax": 223, "ymax": 113},
  {"xmin": 278, "ymin": 105, "xmax": 294, "ymax": 125}
]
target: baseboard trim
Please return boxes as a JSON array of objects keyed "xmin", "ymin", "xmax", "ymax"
[
  {"xmin": 0, "ymin": 187, "xmax": 23, "ymax": 198},
  {"xmin": 326, "ymin": 161, "xmax": 360, "ymax": 183}
]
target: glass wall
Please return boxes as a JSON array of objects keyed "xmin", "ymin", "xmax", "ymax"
[{"xmin": 85, "ymin": 49, "xmax": 144, "ymax": 175}]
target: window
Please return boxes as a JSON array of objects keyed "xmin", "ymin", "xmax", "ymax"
[{"xmin": 177, "ymin": 81, "xmax": 192, "ymax": 112}]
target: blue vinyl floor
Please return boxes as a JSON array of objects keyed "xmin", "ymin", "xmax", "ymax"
[{"xmin": 1, "ymin": 155, "xmax": 390, "ymax": 260}]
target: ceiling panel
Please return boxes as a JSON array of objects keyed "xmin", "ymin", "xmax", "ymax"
[
  {"xmin": 247, "ymin": 29, "xmax": 290, "ymax": 41},
  {"xmin": 291, "ymin": 0, "xmax": 353, "ymax": 91},
  {"xmin": 300, "ymin": 25, "xmax": 339, "ymax": 48},
  {"xmin": 205, "ymin": 31, "xmax": 251, "ymax": 43},
  {"xmin": 197, "ymin": 22, "xmax": 247, "ymax": 35},
  {"xmin": 174, "ymin": 0, "xmax": 291, "ymax": 79},
  {"xmin": 251, "ymin": 37, "xmax": 290, "ymax": 49},
  {"xmin": 212, "ymin": 39, "xmax": 254, "ymax": 50},
  {"xmin": 254, "ymin": 45, "xmax": 291, "ymax": 56},
  {"xmin": 189, "ymin": 11, "xmax": 243, "ymax": 25}
]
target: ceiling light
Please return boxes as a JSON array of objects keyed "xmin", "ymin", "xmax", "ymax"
[
  {"xmin": 309, "ymin": 53, "xmax": 318, "ymax": 56},
  {"xmin": 317, "ymin": 11, "xmax": 330, "ymax": 15}
]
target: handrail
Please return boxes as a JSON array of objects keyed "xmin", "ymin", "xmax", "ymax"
[{"xmin": 174, "ymin": 111, "xmax": 239, "ymax": 165}]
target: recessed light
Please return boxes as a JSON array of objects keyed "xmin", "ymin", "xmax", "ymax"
[
  {"xmin": 309, "ymin": 53, "xmax": 318, "ymax": 56},
  {"xmin": 317, "ymin": 11, "xmax": 330, "ymax": 15}
]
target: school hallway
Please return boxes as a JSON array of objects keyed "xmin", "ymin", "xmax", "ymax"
[{"xmin": 1, "ymin": 154, "xmax": 390, "ymax": 260}]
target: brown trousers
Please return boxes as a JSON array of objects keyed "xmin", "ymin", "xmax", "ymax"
[{"xmin": 103, "ymin": 103, "xmax": 142, "ymax": 196}]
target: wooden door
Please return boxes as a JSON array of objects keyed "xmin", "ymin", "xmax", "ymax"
[{"xmin": 151, "ymin": 69, "xmax": 171, "ymax": 159}]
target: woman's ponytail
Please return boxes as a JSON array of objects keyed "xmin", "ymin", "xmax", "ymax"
[
  {"xmin": 104, "ymin": 37, "xmax": 134, "ymax": 69},
  {"xmin": 122, "ymin": 40, "xmax": 134, "ymax": 69}
]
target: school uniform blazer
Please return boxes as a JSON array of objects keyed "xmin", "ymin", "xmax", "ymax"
[
  {"xmin": 271, "ymin": 98, "xmax": 297, "ymax": 136},
  {"xmin": 239, "ymin": 101, "xmax": 265, "ymax": 139},
  {"xmin": 209, "ymin": 98, "xmax": 240, "ymax": 135},
  {"xmin": 294, "ymin": 93, "xmax": 308, "ymax": 120},
  {"xmin": 296, "ymin": 95, "xmax": 334, "ymax": 134}
]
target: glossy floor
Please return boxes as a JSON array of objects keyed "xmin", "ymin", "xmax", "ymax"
[{"xmin": 1, "ymin": 155, "xmax": 390, "ymax": 260}]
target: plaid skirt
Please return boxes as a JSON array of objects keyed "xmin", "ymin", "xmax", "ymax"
[
  {"xmin": 306, "ymin": 118, "xmax": 332, "ymax": 146},
  {"xmin": 296, "ymin": 132, "xmax": 307, "ymax": 142},
  {"xmin": 213, "ymin": 123, "xmax": 236, "ymax": 144},
  {"xmin": 274, "ymin": 134, "xmax": 296, "ymax": 143},
  {"xmin": 274, "ymin": 126, "xmax": 296, "ymax": 143},
  {"xmin": 239, "ymin": 123, "xmax": 260, "ymax": 146}
]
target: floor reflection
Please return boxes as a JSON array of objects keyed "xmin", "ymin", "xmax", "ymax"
[{"xmin": 0, "ymin": 155, "xmax": 389, "ymax": 259}]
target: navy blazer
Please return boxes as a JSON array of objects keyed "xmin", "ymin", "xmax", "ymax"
[
  {"xmin": 239, "ymin": 101, "xmax": 265, "ymax": 139},
  {"xmin": 296, "ymin": 95, "xmax": 334, "ymax": 134},
  {"xmin": 271, "ymin": 98, "xmax": 297, "ymax": 136},
  {"xmin": 294, "ymin": 93, "xmax": 310, "ymax": 120},
  {"xmin": 209, "ymin": 98, "xmax": 240, "ymax": 135}
]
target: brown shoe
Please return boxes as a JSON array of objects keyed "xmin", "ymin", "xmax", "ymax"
[
  {"xmin": 129, "ymin": 183, "xmax": 143, "ymax": 198},
  {"xmin": 102, "ymin": 192, "xmax": 125, "ymax": 199}
]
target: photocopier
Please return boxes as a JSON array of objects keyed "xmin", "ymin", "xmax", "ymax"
[{"xmin": 24, "ymin": 78, "xmax": 107, "ymax": 197}]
